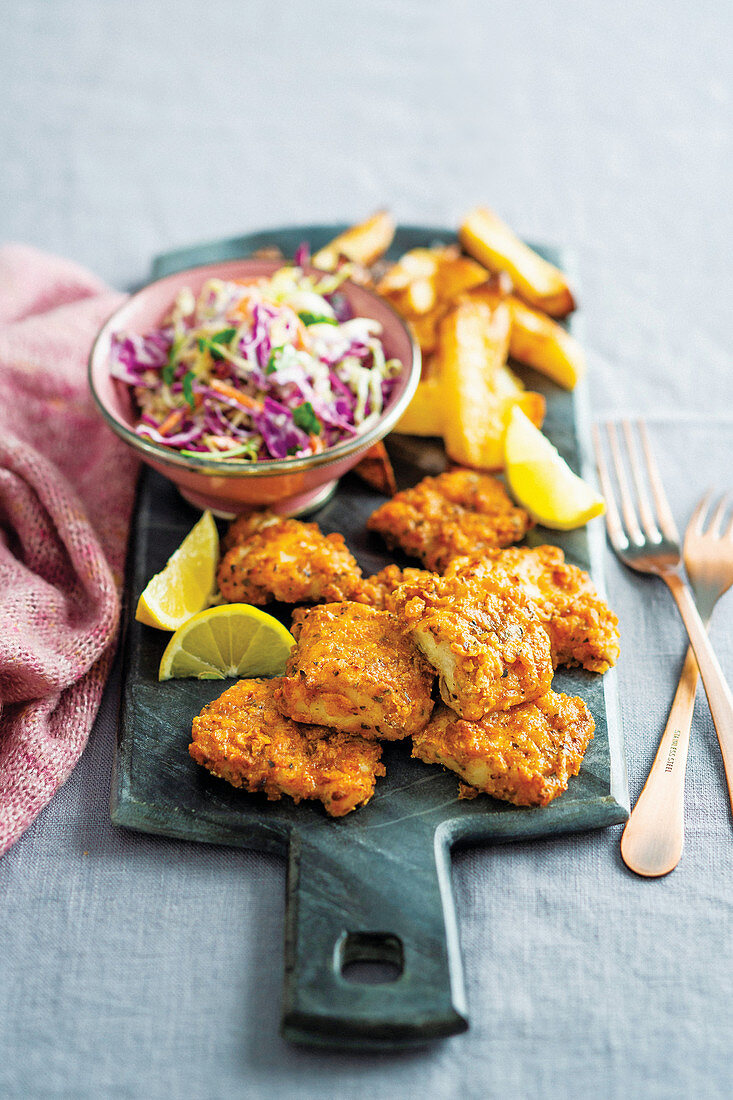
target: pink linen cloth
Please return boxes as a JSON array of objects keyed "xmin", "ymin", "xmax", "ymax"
[{"xmin": 0, "ymin": 244, "xmax": 139, "ymax": 856}]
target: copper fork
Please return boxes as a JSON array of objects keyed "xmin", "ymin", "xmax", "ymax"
[
  {"xmin": 592, "ymin": 421, "xmax": 733, "ymax": 874},
  {"xmin": 618, "ymin": 492, "xmax": 733, "ymax": 875}
]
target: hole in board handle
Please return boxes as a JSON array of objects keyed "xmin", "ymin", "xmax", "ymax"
[{"xmin": 337, "ymin": 931, "xmax": 404, "ymax": 985}]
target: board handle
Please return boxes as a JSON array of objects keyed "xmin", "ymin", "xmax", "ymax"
[{"xmin": 282, "ymin": 824, "xmax": 468, "ymax": 1049}]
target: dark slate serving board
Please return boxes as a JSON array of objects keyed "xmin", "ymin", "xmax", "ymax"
[{"xmin": 112, "ymin": 226, "xmax": 628, "ymax": 1051}]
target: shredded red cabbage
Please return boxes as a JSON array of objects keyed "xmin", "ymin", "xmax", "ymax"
[{"xmin": 109, "ymin": 267, "xmax": 403, "ymax": 462}]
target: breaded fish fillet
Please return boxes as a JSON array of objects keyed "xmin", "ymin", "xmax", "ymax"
[
  {"xmin": 412, "ymin": 692, "xmax": 595, "ymax": 806},
  {"xmin": 189, "ymin": 678, "xmax": 385, "ymax": 817},
  {"xmin": 222, "ymin": 510, "xmax": 280, "ymax": 552},
  {"xmin": 366, "ymin": 468, "xmax": 532, "ymax": 571},
  {"xmin": 446, "ymin": 545, "xmax": 620, "ymax": 673},
  {"xmin": 389, "ymin": 573, "xmax": 553, "ymax": 720},
  {"xmin": 275, "ymin": 602, "xmax": 435, "ymax": 740},
  {"xmin": 217, "ymin": 512, "xmax": 362, "ymax": 605},
  {"xmin": 352, "ymin": 564, "xmax": 433, "ymax": 610}
]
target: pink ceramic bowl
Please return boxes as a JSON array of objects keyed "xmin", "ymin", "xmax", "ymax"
[{"xmin": 88, "ymin": 259, "xmax": 420, "ymax": 515}]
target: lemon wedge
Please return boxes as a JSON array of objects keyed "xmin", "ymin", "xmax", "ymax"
[
  {"xmin": 504, "ymin": 407, "xmax": 605, "ymax": 529},
  {"xmin": 135, "ymin": 511, "xmax": 219, "ymax": 631},
  {"xmin": 158, "ymin": 604, "xmax": 295, "ymax": 681}
]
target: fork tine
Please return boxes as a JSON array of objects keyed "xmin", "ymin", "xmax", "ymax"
[
  {"xmin": 606, "ymin": 422, "xmax": 644, "ymax": 545},
  {"xmin": 708, "ymin": 493, "xmax": 731, "ymax": 537},
  {"xmin": 636, "ymin": 420, "xmax": 679, "ymax": 543},
  {"xmin": 726, "ymin": 512, "xmax": 733, "ymax": 541},
  {"xmin": 592, "ymin": 424, "xmax": 628, "ymax": 549},
  {"xmin": 622, "ymin": 419, "xmax": 662, "ymax": 541},
  {"xmin": 688, "ymin": 490, "xmax": 713, "ymax": 537}
]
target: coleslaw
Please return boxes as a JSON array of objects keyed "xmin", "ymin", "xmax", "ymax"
[{"xmin": 110, "ymin": 260, "xmax": 403, "ymax": 461}]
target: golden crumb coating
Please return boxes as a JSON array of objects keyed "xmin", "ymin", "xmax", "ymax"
[
  {"xmin": 217, "ymin": 512, "xmax": 362, "ymax": 605},
  {"xmin": 389, "ymin": 572, "xmax": 553, "ymax": 720},
  {"xmin": 221, "ymin": 510, "xmax": 283, "ymax": 552},
  {"xmin": 447, "ymin": 545, "xmax": 620, "ymax": 673},
  {"xmin": 352, "ymin": 564, "xmax": 433, "ymax": 610},
  {"xmin": 275, "ymin": 602, "xmax": 435, "ymax": 740},
  {"xmin": 412, "ymin": 692, "xmax": 595, "ymax": 807},
  {"xmin": 366, "ymin": 468, "xmax": 532, "ymax": 572},
  {"xmin": 189, "ymin": 678, "xmax": 385, "ymax": 817}
]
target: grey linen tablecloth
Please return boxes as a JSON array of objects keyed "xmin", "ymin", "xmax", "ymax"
[{"xmin": 1, "ymin": 2, "xmax": 732, "ymax": 1097}]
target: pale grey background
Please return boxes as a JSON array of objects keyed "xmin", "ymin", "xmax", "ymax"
[{"xmin": 1, "ymin": 2, "xmax": 732, "ymax": 1098}]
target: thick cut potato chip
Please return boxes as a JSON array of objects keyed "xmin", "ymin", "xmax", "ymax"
[
  {"xmin": 352, "ymin": 441, "xmax": 398, "ymax": 496},
  {"xmin": 406, "ymin": 277, "xmax": 437, "ymax": 315},
  {"xmin": 378, "ymin": 248, "xmax": 443, "ymax": 320},
  {"xmin": 394, "ymin": 377, "xmax": 444, "ymax": 436},
  {"xmin": 395, "ymin": 366, "xmax": 543, "ymax": 442},
  {"xmin": 465, "ymin": 272, "xmax": 512, "ymax": 311},
  {"xmin": 394, "ymin": 343, "xmax": 541, "ymax": 442},
  {"xmin": 505, "ymin": 297, "xmax": 586, "ymax": 389},
  {"xmin": 377, "ymin": 247, "xmax": 442, "ymax": 292},
  {"xmin": 407, "ymin": 310, "xmax": 442, "ymax": 354},
  {"xmin": 379, "ymin": 247, "xmax": 488, "ymax": 306},
  {"xmin": 460, "ymin": 207, "xmax": 576, "ymax": 318},
  {"xmin": 380, "ymin": 248, "xmax": 497, "ymax": 355},
  {"xmin": 439, "ymin": 299, "xmax": 544, "ymax": 470},
  {"xmin": 468, "ymin": 283, "xmax": 584, "ymax": 389},
  {"xmin": 434, "ymin": 255, "xmax": 489, "ymax": 301},
  {"xmin": 514, "ymin": 391, "xmax": 546, "ymax": 431},
  {"xmin": 312, "ymin": 211, "xmax": 396, "ymax": 271}
]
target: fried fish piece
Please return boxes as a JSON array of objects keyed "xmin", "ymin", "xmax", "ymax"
[
  {"xmin": 217, "ymin": 512, "xmax": 362, "ymax": 605},
  {"xmin": 189, "ymin": 678, "xmax": 385, "ymax": 817},
  {"xmin": 352, "ymin": 564, "xmax": 433, "ymax": 610},
  {"xmin": 412, "ymin": 692, "xmax": 594, "ymax": 806},
  {"xmin": 446, "ymin": 545, "xmax": 620, "ymax": 673},
  {"xmin": 275, "ymin": 602, "xmax": 435, "ymax": 740},
  {"xmin": 221, "ymin": 510, "xmax": 277, "ymax": 553},
  {"xmin": 366, "ymin": 468, "xmax": 532, "ymax": 571},
  {"xmin": 390, "ymin": 572, "xmax": 553, "ymax": 720}
]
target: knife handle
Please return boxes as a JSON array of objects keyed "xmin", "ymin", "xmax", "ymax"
[{"xmin": 281, "ymin": 824, "xmax": 468, "ymax": 1049}]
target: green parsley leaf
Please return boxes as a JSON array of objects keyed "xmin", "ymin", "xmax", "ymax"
[
  {"xmin": 266, "ymin": 346, "xmax": 284, "ymax": 375},
  {"xmin": 197, "ymin": 329, "xmax": 236, "ymax": 361},
  {"xmin": 163, "ymin": 334, "xmax": 183, "ymax": 385},
  {"xmin": 182, "ymin": 371, "xmax": 196, "ymax": 410},
  {"xmin": 292, "ymin": 401, "xmax": 322, "ymax": 435},
  {"xmin": 208, "ymin": 328, "xmax": 237, "ymax": 361},
  {"xmin": 297, "ymin": 311, "xmax": 338, "ymax": 327},
  {"xmin": 211, "ymin": 328, "xmax": 237, "ymax": 345}
]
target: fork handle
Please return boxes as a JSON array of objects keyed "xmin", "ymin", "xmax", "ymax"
[
  {"xmin": 664, "ymin": 574, "xmax": 733, "ymax": 813},
  {"xmin": 620, "ymin": 644, "xmax": 700, "ymax": 876}
]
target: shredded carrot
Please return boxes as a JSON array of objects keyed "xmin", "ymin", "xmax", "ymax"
[
  {"xmin": 309, "ymin": 433, "xmax": 325, "ymax": 454},
  {"xmin": 234, "ymin": 298, "xmax": 253, "ymax": 319},
  {"xmin": 158, "ymin": 408, "xmax": 185, "ymax": 436},
  {"xmin": 293, "ymin": 317, "xmax": 309, "ymax": 351},
  {"xmin": 209, "ymin": 379, "xmax": 263, "ymax": 414},
  {"xmin": 277, "ymin": 304, "xmax": 309, "ymax": 351}
]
